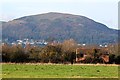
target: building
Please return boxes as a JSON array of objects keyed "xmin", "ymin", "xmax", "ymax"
[{"xmin": 76, "ymin": 48, "xmax": 109, "ymax": 63}]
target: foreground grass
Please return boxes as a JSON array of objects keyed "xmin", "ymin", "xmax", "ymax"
[{"xmin": 2, "ymin": 63, "xmax": 119, "ymax": 78}]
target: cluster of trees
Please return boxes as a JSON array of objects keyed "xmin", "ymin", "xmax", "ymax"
[
  {"xmin": 107, "ymin": 43, "xmax": 120, "ymax": 64},
  {"xmin": 1, "ymin": 39, "xmax": 77, "ymax": 63},
  {"xmin": 1, "ymin": 39, "xmax": 120, "ymax": 64}
]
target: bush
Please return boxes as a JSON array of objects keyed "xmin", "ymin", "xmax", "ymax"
[
  {"xmin": 115, "ymin": 55, "xmax": 120, "ymax": 64},
  {"xmin": 109, "ymin": 54, "xmax": 115, "ymax": 64}
]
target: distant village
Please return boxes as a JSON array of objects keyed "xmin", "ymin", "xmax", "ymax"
[
  {"xmin": 2, "ymin": 39, "xmax": 48, "ymax": 47},
  {"xmin": 1, "ymin": 38, "xmax": 109, "ymax": 48}
]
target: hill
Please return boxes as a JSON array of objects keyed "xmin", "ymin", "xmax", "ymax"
[{"xmin": 2, "ymin": 12, "xmax": 119, "ymax": 44}]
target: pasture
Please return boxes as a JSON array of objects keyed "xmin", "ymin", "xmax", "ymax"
[{"xmin": 2, "ymin": 63, "xmax": 119, "ymax": 78}]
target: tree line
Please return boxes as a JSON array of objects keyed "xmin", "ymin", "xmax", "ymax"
[{"xmin": 1, "ymin": 39, "xmax": 120, "ymax": 64}]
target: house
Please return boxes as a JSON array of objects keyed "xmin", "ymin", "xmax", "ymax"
[{"xmin": 75, "ymin": 48, "xmax": 109, "ymax": 63}]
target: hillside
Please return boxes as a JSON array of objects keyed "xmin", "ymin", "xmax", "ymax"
[{"xmin": 2, "ymin": 12, "xmax": 118, "ymax": 44}]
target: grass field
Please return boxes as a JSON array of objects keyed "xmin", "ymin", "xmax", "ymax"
[{"xmin": 2, "ymin": 63, "xmax": 119, "ymax": 78}]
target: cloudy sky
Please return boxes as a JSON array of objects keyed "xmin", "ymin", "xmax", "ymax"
[{"xmin": 0, "ymin": 0, "xmax": 119, "ymax": 29}]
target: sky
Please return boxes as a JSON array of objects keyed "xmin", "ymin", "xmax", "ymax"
[{"xmin": 0, "ymin": 0, "xmax": 119, "ymax": 29}]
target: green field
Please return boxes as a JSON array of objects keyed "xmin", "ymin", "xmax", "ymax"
[{"xmin": 2, "ymin": 63, "xmax": 119, "ymax": 78}]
